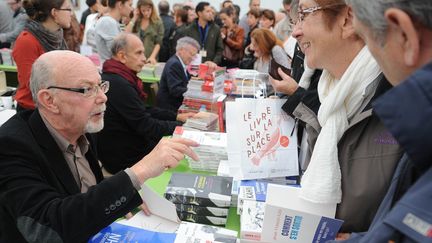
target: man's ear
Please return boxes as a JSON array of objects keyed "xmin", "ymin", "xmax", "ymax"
[
  {"xmin": 116, "ymin": 50, "xmax": 128, "ymax": 64},
  {"xmin": 341, "ymin": 7, "xmax": 357, "ymax": 40},
  {"xmin": 37, "ymin": 90, "xmax": 60, "ymax": 114},
  {"xmin": 385, "ymin": 8, "xmax": 420, "ymax": 67}
]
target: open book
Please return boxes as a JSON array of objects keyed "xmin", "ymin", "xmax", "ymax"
[{"xmin": 89, "ymin": 185, "xmax": 238, "ymax": 243}]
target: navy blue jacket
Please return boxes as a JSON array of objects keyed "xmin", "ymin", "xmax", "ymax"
[
  {"xmin": 156, "ymin": 55, "xmax": 189, "ymax": 112},
  {"xmin": 337, "ymin": 62, "xmax": 432, "ymax": 242}
]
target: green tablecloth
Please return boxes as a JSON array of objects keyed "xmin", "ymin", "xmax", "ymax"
[
  {"xmin": 145, "ymin": 159, "xmax": 240, "ymax": 233},
  {"xmin": 0, "ymin": 65, "xmax": 17, "ymax": 72}
]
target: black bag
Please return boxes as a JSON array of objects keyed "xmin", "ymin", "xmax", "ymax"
[{"xmin": 239, "ymin": 53, "xmax": 256, "ymax": 69}]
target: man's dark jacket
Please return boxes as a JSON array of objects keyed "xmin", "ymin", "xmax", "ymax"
[
  {"xmin": 156, "ymin": 55, "xmax": 189, "ymax": 112},
  {"xmin": 98, "ymin": 72, "xmax": 180, "ymax": 174},
  {"xmin": 0, "ymin": 110, "xmax": 142, "ymax": 242},
  {"xmin": 183, "ymin": 20, "xmax": 223, "ymax": 64},
  {"xmin": 336, "ymin": 62, "xmax": 432, "ymax": 243}
]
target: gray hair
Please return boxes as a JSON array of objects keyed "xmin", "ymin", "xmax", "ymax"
[
  {"xmin": 176, "ymin": 36, "xmax": 200, "ymax": 52},
  {"xmin": 29, "ymin": 58, "xmax": 54, "ymax": 106},
  {"xmin": 110, "ymin": 33, "xmax": 132, "ymax": 56},
  {"xmin": 347, "ymin": 0, "xmax": 432, "ymax": 43}
]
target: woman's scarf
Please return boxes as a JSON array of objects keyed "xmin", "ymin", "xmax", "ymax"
[
  {"xmin": 26, "ymin": 20, "xmax": 68, "ymax": 52},
  {"xmin": 102, "ymin": 59, "xmax": 148, "ymax": 101},
  {"xmin": 299, "ymin": 46, "xmax": 382, "ymax": 204}
]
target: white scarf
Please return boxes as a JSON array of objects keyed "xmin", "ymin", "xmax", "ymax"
[{"xmin": 299, "ymin": 46, "xmax": 381, "ymax": 204}]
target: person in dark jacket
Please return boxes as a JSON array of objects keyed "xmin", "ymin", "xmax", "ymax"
[
  {"xmin": 329, "ymin": 0, "xmax": 432, "ymax": 241},
  {"xmin": 0, "ymin": 50, "xmax": 198, "ymax": 242},
  {"xmin": 98, "ymin": 33, "xmax": 195, "ymax": 174},
  {"xmin": 183, "ymin": 2, "xmax": 223, "ymax": 68},
  {"xmin": 167, "ymin": 6, "xmax": 188, "ymax": 57},
  {"xmin": 156, "ymin": 37, "xmax": 200, "ymax": 112},
  {"xmin": 157, "ymin": 0, "xmax": 175, "ymax": 62}
]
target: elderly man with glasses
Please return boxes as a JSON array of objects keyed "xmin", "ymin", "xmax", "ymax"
[{"xmin": 0, "ymin": 50, "xmax": 198, "ymax": 242}]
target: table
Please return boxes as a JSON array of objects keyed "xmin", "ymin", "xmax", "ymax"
[
  {"xmin": 138, "ymin": 74, "xmax": 160, "ymax": 106},
  {"xmin": 144, "ymin": 159, "xmax": 240, "ymax": 233}
]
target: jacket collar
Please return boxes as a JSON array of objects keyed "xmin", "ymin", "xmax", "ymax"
[
  {"xmin": 373, "ymin": 62, "xmax": 432, "ymax": 171},
  {"xmin": 28, "ymin": 110, "xmax": 81, "ymax": 194}
]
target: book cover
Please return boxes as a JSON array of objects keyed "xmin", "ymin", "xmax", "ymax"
[
  {"xmin": 261, "ymin": 184, "xmax": 343, "ymax": 243},
  {"xmin": 175, "ymin": 203, "xmax": 229, "ymax": 217},
  {"xmin": 240, "ymin": 200, "xmax": 266, "ymax": 241},
  {"xmin": 164, "ymin": 173, "xmax": 233, "ymax": 207},
  {"xmin": 89, "ymin": 222, "xmax": 176, "ymax": 243},
  {"xmin": 177, "ymin": 212, "xmax": 227, "ymax": 226}
]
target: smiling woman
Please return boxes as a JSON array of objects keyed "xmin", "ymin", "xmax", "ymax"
[{"xmin": 283, "ymin": 0, "xmax": 404, "ymax": 234}]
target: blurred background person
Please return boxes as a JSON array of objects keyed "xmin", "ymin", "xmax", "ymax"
[
  {"xmin": 126, "ymin": 0, "xmax": 163, "ymax": 65},
  {"xmin": 259, "ymin": 9, "xmax": 276, "ymax": 30},
  {"xmin": 273, "ymin": 0, "xmax": 293, "ymax": 42},
  {"xmin": 0, "ymin": 0, "xmax": 28, "ymax": 47},
  {"xmin": 0, "ymin": 1, "xmax": 13, "ymax": 48},
  {"xmin": 12, "ymin": 0, "xmax": 71, "ymax": 111},
  {"xmin": 80, "ymin": 0, "xmax": 99, "ymax": 28},
  {"xmin": 158, "ymin": 0, "xmax": 175, "ymax": 62},
  {"xmin": 168, "ymin": 6, "xmax": 188, "ymax": 57},
  {"xmin": 183, "ymin": 1, "xmax": 223, "ymax": 68},
  {"xmin": 95, "ymin": 0, "xmax": 133, "ymax": 65},
  {"xmin": 183, "ymin": 5, "xmax": 196, "ymax": 25},
  {"xmin": 239, "ymin": 0, "xmax": 260, "ymax": 39},
  {"xmin": 220, "ymin": 7, "xmax": 244, "ymax": 68},
  {"xmin": 249, "ymin": 28, "xmax": 289, "ymax": 73}
]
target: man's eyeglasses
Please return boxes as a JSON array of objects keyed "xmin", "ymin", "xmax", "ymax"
[
  {"xmin": 297, "ymin": 4, "xmax": 345, "ymax": 24},
  {"xmin": 47, "ymin": 81, "xmax": 110, "ymax": 98}
]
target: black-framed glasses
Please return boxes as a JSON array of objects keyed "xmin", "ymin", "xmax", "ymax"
[
  {"xmin": 297, "ymin": 4, "xmax": 345, "ymax": 24},
  {"xmin": 47, "ymin": 81, "xmax": 110, "ymax": 98},
  {"xmin": 55, "ymin": 8, "xmax": 73, "ymax": 12}
]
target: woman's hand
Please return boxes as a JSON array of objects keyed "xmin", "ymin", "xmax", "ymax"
[{"xmin": 270, "ymin": 68, "xmax": 299, "ymax": 95}]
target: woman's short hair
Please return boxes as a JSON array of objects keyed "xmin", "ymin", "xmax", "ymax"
[{"xmin": 261, "ymin": 9, "xmax": 276, "ymax": 27}]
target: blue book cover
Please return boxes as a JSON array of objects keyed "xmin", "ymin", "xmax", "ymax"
[{"xmin": 89, "ymin": 222, "xmax": 176, "ymax": 243}]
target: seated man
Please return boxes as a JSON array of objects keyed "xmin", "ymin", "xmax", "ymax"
[
  {"xmin": 98, "ymin": 33, "xmax": 194, "ymax": 174},
  {"xmin": 331, "ymin": 0, "xmax": 432, "ymax": 242},
  {"xmin": 0, "ymin": 50, "xmax": 198, "ymax": 242},
  {"xmin": 156, "ymin": 36, "xmax": 200, "ymax": 112}
]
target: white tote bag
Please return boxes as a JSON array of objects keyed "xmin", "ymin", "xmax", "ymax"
[{"xmin": 226, "ymin": 98, "xmax": 299, "ymax": 179}]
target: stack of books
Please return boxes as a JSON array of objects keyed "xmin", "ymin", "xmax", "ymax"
[
  {"xmin": 183, "ymin": 111, "xmax": 219, "ymax": 131},
  {"xmin": 173, "ymin": 127, "xmax": 227, "ymax": 172},
  {"xmin": 164, "ymin": 173, "xmax": 233, "ymax": 227},
  {"xmin": 179, "ymin": 69, "xmax": 227, "ymax": 132}
]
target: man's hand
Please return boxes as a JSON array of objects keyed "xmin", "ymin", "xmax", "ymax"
[
  {"xmin": 335, "ymin": 233, "xmax": 351, "ymax": 241},
  {"xmin": 204, "ymin": 61, "xmax": 218, "ymax": 70},
  {"xmin": 176, "ymin": 112, "xmax": 196, "ymax": 122},
  {"xmin": 269, "ymin": 68, "xmax": 299, "ymax": 95},
  {"xmin": 125, "ymin": 202, "xmax": 151, "ymax": 219},
  {"xmin": 131, "ymin": 138, "xmax": 199, "ymax": 184}
]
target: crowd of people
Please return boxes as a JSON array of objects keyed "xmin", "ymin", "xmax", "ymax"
[{"xmin": 0, "ymin": 0, "xmax": 431, "ymax": 242}]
